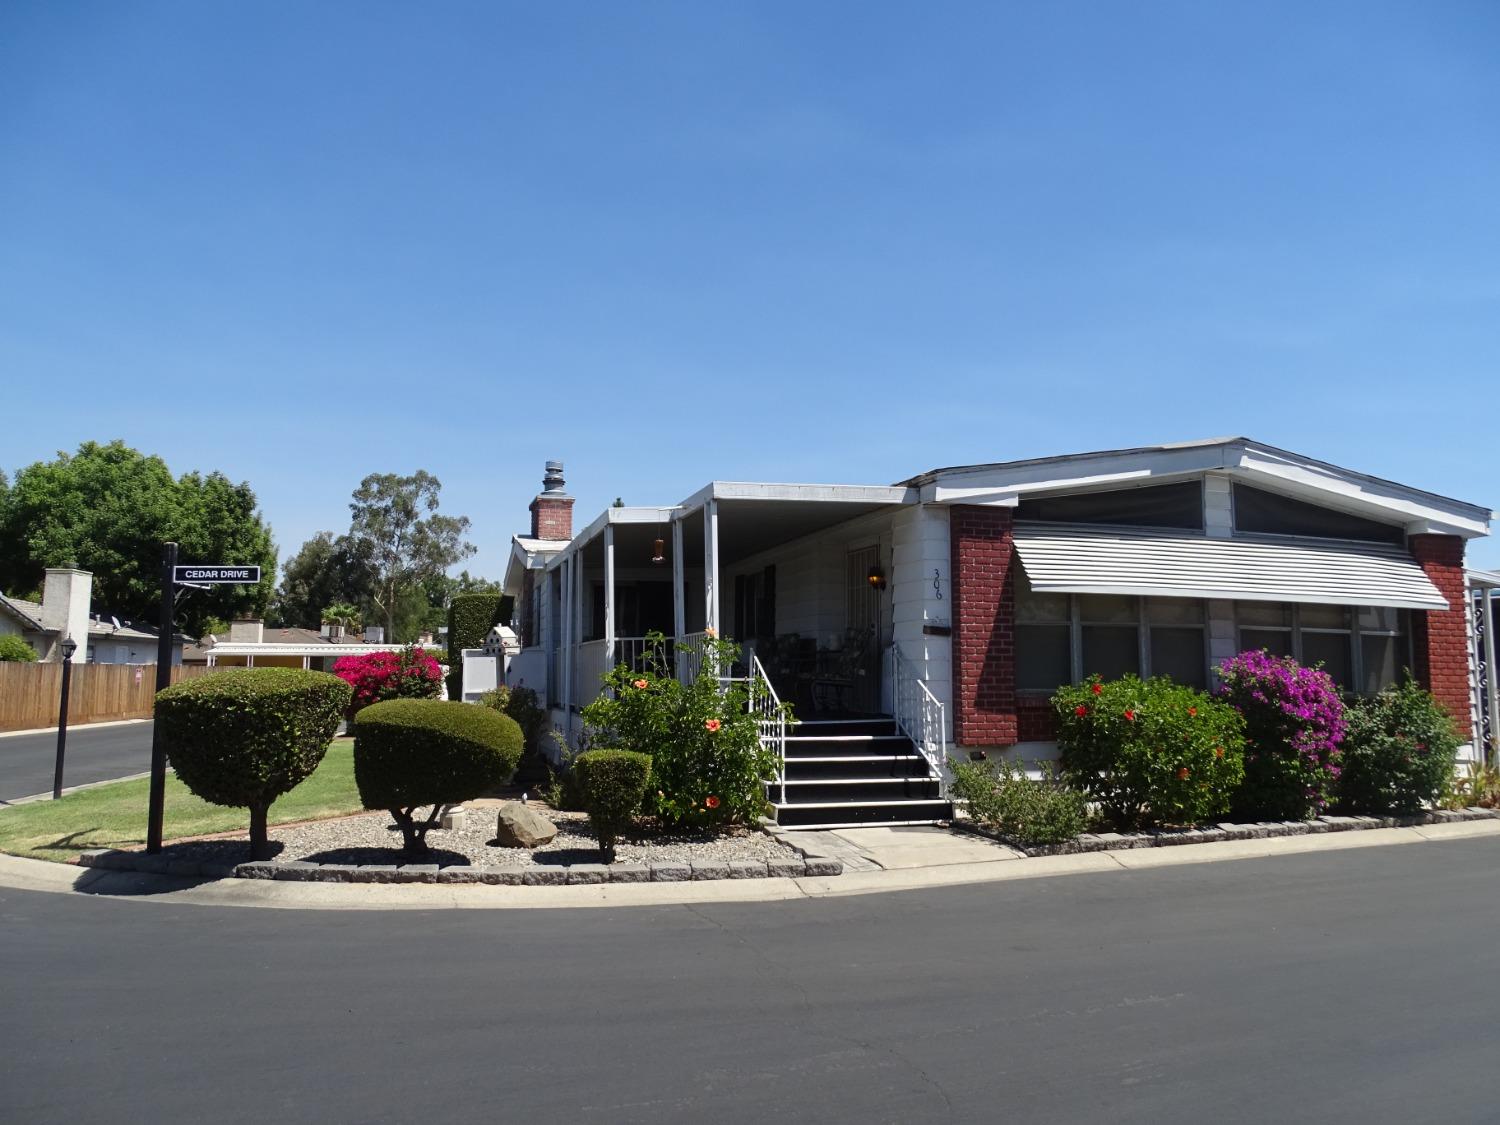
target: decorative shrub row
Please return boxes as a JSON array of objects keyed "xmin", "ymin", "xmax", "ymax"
[
  {"xmin": 333, "ymin": 644, "xmax": 443, "ymax": 717},
  {"xmin": 575, "ymin": 749, "xmax": 653, "ymax": 863},
  {"xmin": 1041, "ymin": 655, "xmax": 1464, "ymax": 833},
  {"xmin": 353, "ymin": 698, "xmax": 523, "ymax": 855},
  {"xmin": 156, "ymin": 668, "xmax": 352, "ymax": 859}
]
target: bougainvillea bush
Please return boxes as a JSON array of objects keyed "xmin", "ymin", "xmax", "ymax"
[
  {"xmin": 1337, "ymin": 680, "xmax": 1460, "ymax": 815},
  {"xmin": 580, "ymin": 631, "xmax": 787, "ymax": 829},
  {"xmin": 1216, "ymin": 649, "xmax": 1346, "ymax": 820},
  {"xmin": 333, "ymin": 644, "xmax": 443, "ymax": 717},
  {"xmin": 1056, "ymin": 675, "xmax": 1246, "ymax": 830}
]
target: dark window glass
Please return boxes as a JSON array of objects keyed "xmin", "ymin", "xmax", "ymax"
[
  {"xmin": 1016, "ymin": 481, "xmax": 1203, "ymax": 530},
  {"xmin": 1232, "ymin": 484, "xmax": 1404, "ymax": 544},
  {"xmin": 1016, "ymin": 624, "xmax": 1071, "ymax": 691},
  {"xmin": 1150, "ymin": 627, "xmax": 1207, "ymax": 688},
  {"xmin": 1240, "ymin": 628, "xmax": 1293, "ymax": 657},
  {"xmin": 1360, "ymin": 634, "xmax": 1404, "ymax": 694},
  {"xmin": 1081, "ymin": 625, "xmax": 1140, "ymax": 680},
  {"xmin": 1302, "ymin": 632, "xmax": 1353, "ymax": 688}
]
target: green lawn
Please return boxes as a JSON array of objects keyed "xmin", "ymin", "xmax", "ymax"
[{"xmin": 0, "ymin": 740, "xmax": 365, "ymax": 862}]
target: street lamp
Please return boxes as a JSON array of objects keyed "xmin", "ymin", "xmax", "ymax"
[{"xmin": 53, "ymin": 636, "xmax": 78, "ymax": 800}]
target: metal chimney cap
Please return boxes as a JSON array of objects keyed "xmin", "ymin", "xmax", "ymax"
[{"xmin": 542, "ymin": 461, "xmax": 567, "ymax": 493}]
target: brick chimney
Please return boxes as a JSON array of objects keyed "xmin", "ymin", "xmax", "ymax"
[
  {"xmin": 42, "ymin": 566, "xmax": 92, "ymax": 664},
  {"xmin": 529, "ymin": 459, "xmax": 574, "ymax": 541}
]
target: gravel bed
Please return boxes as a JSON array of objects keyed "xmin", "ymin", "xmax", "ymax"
[{"xmin": 140, "ymin": 805, "xmax": 800, "ymax": 869}]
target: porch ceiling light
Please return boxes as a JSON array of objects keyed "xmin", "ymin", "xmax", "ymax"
[
  {"xmin": 867, "ymin": 565, "xmax": 887, "ymax": 591},
  {"xmin": 652, "ymin": 538, "xmax": 666, "ymax": 564}
]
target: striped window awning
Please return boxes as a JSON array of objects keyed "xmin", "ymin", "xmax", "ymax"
[{"xmin": 1011, "ymin": 525, "xmax": 1448, "ymax": 610}]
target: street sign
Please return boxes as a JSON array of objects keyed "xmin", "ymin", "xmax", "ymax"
[{"xmin": 172, "ymin": 565, "xmax": 261, "ymax": 584}]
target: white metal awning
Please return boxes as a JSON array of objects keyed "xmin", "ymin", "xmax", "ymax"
[{"xmin": 1012, "ymin": 525, "xmax": 1449, "ymax": 610}]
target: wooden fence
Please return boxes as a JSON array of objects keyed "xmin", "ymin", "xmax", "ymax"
[{"xmin": 0, "ymin": 663, "xmax": 215, "ymax": 732}]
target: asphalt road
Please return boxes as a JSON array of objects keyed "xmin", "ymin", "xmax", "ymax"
[
  {"xmin": 4, "ymin": 837, "xmax": 1500, "ymax": 1124},
  {"xmin": 0, "ymin": 721, "xmax": 155, "ymax": 802}
]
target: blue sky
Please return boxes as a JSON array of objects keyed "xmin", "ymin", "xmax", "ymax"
[{"xmin": 2, "ymin": 1, "xmax": 1497, "ymax": 575}]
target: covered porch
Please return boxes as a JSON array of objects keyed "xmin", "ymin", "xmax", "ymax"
[{"xmin": 542, "ymin": 483, "xmax": 925, "ymax": 720}]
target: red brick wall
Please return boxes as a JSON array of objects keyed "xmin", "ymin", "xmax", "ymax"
[
  {"xmin": 530, "ymin": 496, "xmax": 574, "ymax": 541},
  {"xmin": 950, "ymin": 506, "xmax": 1019, "ymax": 746},
  {"xmin": 1409, "ymin": 534, "xmax": 1472, "ymax": 740},
  {"xmin": 1017, "ymin": 694, "xmax": 1058, "ymax": 742}
]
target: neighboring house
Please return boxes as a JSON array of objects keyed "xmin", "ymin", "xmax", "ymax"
[
  {"xmin": 0, "ymin": 567, "xmax": 184, "ymax": 665},
  {"xmin": 182, "ymin": 621, "xmax": 405, "ymax": 672},
  {"xmin": 501, "ymin": 443, "xmax": 1493, "ymax": 829}
]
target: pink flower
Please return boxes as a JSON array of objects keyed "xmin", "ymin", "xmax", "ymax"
[{"xmin": 704, "ymin": 718, "xmax": 722, "ymax": 733}]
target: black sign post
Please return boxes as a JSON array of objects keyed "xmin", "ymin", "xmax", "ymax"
[
  {"xmin": 146, "ymin": 542, "xmax": 178, "ymax": 853},
  {"xmin": 146, "ymin": 550, "xmax": 262, "ymax": 854}
]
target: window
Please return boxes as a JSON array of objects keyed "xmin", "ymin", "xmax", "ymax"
[
  {"xmin": 1015, "ymin": 572, "xmax": 1071, "ymax": 691},
  {"xmin": 1232, "ymin": 483, "xmax": 1404, "ymax": 544},
  {"xmin": 1234, "ymin": 601, "xmax": 1408, "ymax": 694},
  {"xmin": 1015, "ymin": 480, "xmax": 1203, "ymax": 530},
  {"xmin": 1015, "ymin": 574, "xmax": 1207, "ymax": 691}
]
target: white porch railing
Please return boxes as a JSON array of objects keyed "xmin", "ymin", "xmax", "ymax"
[
  {"xmin": 675, "ymin": 631, "xmax": 709, "ymax": 685},
  {"xmin": 747, "ymin": 653, "xmax": 789, "ymax": 804},
  {"xmin": 890, "ymin": 644, "xmax": 948, "ymax": 798}
]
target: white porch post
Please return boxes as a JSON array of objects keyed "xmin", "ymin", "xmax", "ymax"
[
  {"xmin": 604, "ymin": 523, "xmax": 616, "ymax": 666},
  {"xmin": 302, "ymin": 656, "xmax": 310, "ymax": 670},
  {"xmin": 246, "ymin": 654, "xmax": 254, "ymax": 669},
  {"xmin": 1483, "ymin": 587, "xmax": 1498, "ymax": 765},
  {"xmin": 704, "ymin": 498, "xmax": 720, "ymax": 635},
  {"xmin": 560, "ymin": 554, "xmax": 572, "ymax": 736},
  {"xmin": 671, "ymin": 517, "xmax": 686, "ymax": 642}
]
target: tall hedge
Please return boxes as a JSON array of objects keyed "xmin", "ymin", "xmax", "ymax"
[
  {"xmin": 446, "ymin": 592, "xmax": 513, "ymax": 696},
  {"xmin": 353, "ymin": 698, "xmax": 522, "ymax": 855},
  {"xmin": 155, "ymin": 668, "xmax": 351, "ymax": 858}
]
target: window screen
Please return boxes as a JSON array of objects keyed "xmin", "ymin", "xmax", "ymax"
[
  {"xmin": 1232, "ymin": 484, "xmax": 1404, "ymax": 544},
  {"xmin": 1015, "ymin": 481, "xmax": 1203, "ymax": 530}
]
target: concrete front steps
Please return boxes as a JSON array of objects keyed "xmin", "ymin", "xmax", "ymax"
[{"xmin": 769, "ymin": 718, "xmax": 952, "ymax": 829}]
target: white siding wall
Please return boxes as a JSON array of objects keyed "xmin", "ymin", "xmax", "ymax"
[{"xmin": 890, "ymin": 503, "xmax": 953, "ymax": 740}]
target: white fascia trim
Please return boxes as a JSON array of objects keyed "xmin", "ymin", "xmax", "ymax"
[
  {"xmin": 1469, "ymin": 569, "xmax": 1500, "ymax": 590},
  {"xmin": 206, "ymin": 643, "xmax": 404, "ymax": 657},
  {"xmin": 1232, "ymin": 443, "xmax": 1492, "ymax": 539},
  {"xmin": 678, "ymin": 481, "xmax": 915, "ymax": 508},
  {"xmin": 608, "ymin": 506, "xmax": 680, "ymax": 524}
]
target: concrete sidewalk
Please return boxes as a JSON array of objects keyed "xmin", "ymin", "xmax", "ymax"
[{"xmin": 4, "ymin": 818, "xmax": 1499, "ymax": 911}]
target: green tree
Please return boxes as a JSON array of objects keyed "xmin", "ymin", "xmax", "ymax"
[
  {"xmin": 269, "ymin": 532, "xmax": 375, "ymax": 628},
  {"xmin": 0, "ymin": 441, "xmax": 275, "ymax": 636},
  {"xmin": 347, "ymin": 471, "xmax": 474, "ymax": 641}
]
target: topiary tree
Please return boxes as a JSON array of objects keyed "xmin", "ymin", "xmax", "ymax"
[
  {"xmin": 1056, "ymin": 674, "xmax": 1246, "ymax": 830},
  {"xmin": 575, "ymin": 748, "xmax": 652, "ymax": 863},
  {"xmin": 155, "ymin": 668, "xmax": 351, "ymax": 859},
  {"xmin": 1338, "ymin": 679, "xmax": 1461, "ymax": 814},
  {"xmin": 1216, "ymin": 650, "xmax": 1346, "ymax": 820},
  {"xmin": 353, "ymin": 698, "xmax": 522, "ymax": 856},
  {"xmin": 0, "ymin": 634, "xmax": 39, "ymax": 662}
]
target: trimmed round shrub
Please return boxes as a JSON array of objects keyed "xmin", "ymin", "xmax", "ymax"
[
  {"xmin": 155, "ymin": 668, "xmax": 351, "ymax": 858},
  {"xmin": 951, "ymin": 757, "xmax": 1090, "ymax": 844},
  {"xmin": 1216, "ymin": 650, "xmax": 1346, "ymax": 820},
  {"xmin": 0, "ymin": 634, "xmax": 39, "ymax": 662},
  {"xmin": 575, "ymin": 748, "xmax": 652, "ymax": 863},
  {"xmin": 353, "ymin": 699, "xmax": 522, "ymax": 855},
  {"xmin": 1056, "ymin": 674, "xmax": 1246, "ymax": 830},
  {"xmin": 1337, "ymin": 680, "xmax": 1461, "ymax": 814}
]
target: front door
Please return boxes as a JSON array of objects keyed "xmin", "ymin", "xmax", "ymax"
[{"xmin": 845, "ymin": 546, "xmax": 883, "ymax": 713}]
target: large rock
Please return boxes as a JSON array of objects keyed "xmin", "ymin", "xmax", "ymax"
[{"xmin": 495, "ymin": 802, "xmax": 557, "ymax": 849}]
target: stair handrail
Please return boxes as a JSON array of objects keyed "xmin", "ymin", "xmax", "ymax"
[
  {"xmin": 890, "ymin": 644, "xmax": 949, "ymax": 799},
  {"xmin": 746, "ymin": 652, "xmax": 788, "ymax": 805}
]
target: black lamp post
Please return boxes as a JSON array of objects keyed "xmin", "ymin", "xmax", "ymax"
[{"xmin": 53, "ymin": 636, "xmax": 78, "ymax": 800}]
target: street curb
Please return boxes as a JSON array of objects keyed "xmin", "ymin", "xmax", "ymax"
[
  {"xmin": 0, "ymin": 718, "xmax": 151, "ymax": 739},
  {"xmin": 73, "ymin": 848, "xmax": 845, "ymax": 884},
  {"xmin": 951, "ymin": 806, "xmax": 1500, "ymax": 856}
]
